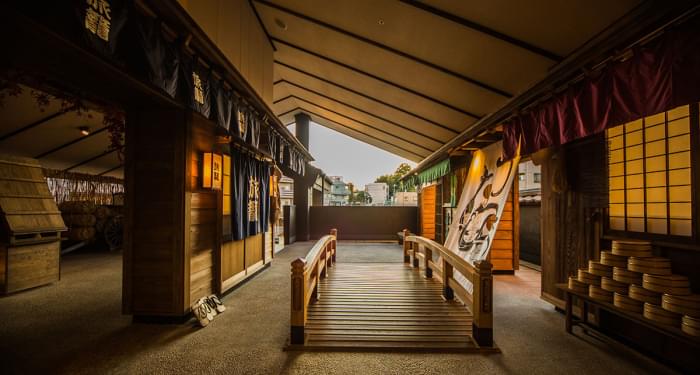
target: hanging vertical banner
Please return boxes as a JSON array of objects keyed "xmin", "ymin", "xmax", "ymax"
[
  {"xmin": 78, "ymin": 0, "xmax": 128, "ymax": 59},
  {"xmin": 181, "ymin": 57, "xmax": 211, "ymax": 118},
  {"xmin": 134, "ymin": 15, "xmax": 179, "ymax": 98},
  {"xmin": 247, "ymin": 113, "xmax": 261, "ymax": 148},
  {"xmin": 444, "ymin": 141, "xmax": 520, "ymax": 288},
  {"xmin": 236, "ymin": 103, "xmax": 249, "ymax": 140},
  {"xmin": 213, "ymin": 80, "xmax": 232, "ymax": 132}
]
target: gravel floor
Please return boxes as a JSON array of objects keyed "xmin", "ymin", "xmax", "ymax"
[{"xmin": 0, "ymin": 242, "xmax": 677, "ymax": 374}]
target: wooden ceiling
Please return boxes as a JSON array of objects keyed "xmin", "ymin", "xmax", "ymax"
[
  {"xmin": 0, "ymin": 85, "xmax": 122, "ymax": 178},
  {"xmin": 255, "ymin": 0, "xmax": 640, "ymax": 161}
]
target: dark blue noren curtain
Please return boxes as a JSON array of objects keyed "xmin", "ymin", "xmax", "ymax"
[
  {"xmin": 246, "ymin": 114, "xmax": 260, "ymax": 148},
  {"xmin": 134, "ymin": 14, "xmax": 179, "ymax": 98},
  {"xmin": 231, "ymin": 148, "xmax": 271, "ymax": 239},
  {"xmin": 75, "ymin": 0, "xmax": 129, "ymax": 60},
  {"xmin": 180, "ymin": 56, "xmax": 212, "ymax": 118},
  {"xmin": 259, "ymin": 162, "xmax": 271, "ymax": 233},
  {"xmin": 245, "ymin": 155, "xmax": 259, "ymax": 236},
  {"xmin": 213, "ymin": 80, "xmax": 232, "ymax": 132},
  {"xmin": 231, "ymin": 148, "xmax": 247, "ymax": 240}
]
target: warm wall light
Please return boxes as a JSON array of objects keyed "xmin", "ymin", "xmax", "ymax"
[
  {"xmin": 78, "ymin": 126, "xmax": 90, "ymax": 136},
  {"xmin": 202, "ymin": 152, "xmax": 223, "ymax": 190}
]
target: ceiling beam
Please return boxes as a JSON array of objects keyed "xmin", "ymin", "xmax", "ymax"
[
  {"xmin": 398, "ymin": 0, "xmax": 563, "ymax": 62},
  {"xmin": 276, "ymin": 106, "xmax": 301, "ymax": 119},
  {"xmin": 98, "ymin": 164, "xmax": 123, "ymax": 176},
  {"xmin": 0, "ymin": 107, "xmax": 75, "ymax": 142},
  {"xmin": 274, "ymin": 60, "xmax": 462, "ymax": 133},
  {"xmin": 64, "ymin": 148, "xmax": 117, "ymax": 172},
  {"xmin": 255, "ymin": 0, "xmax": 512, "ymax": 98},
  {"xmin": 248, "ymin": 0, "xmax": 276, "ymax": 52},
  {"xmin": 292, "ymin": 97, "xmax": 434, "ymax": 153},
  {"xmin": 34, "ymin": 127, "xmax": 108, "ymax": 159},
  {"xmin": 272, "ymin": 39, "xmax": 481, "ymax": 119},
  {"xmin": 277, "ymin": 81, "xmax": 447, "ymax": 144},
  {"xmin": 301, "ymin": 109, "xmax": 427, "ymax": 160}
]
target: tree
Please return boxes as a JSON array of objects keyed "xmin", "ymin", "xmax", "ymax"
[
  {"xmin": 373, "ymin": 163, "xmax": 415, "ymax": 200},
  {"xmin": 352, "ymin": 191, "xmax": 371, "ymax": 205}
]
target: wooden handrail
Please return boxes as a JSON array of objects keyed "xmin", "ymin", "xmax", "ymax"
[
  {"xmin": 403, "ymin": 229, "xmax": 494, "ymax": 347},
  {"xmin": 290, "ymin": 228, "xmax": 337, "ymax": 345}
]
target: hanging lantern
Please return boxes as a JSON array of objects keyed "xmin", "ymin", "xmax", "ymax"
[{"xmin": 202, "ymin": 152, "xmax": 223, "ymax": 190}]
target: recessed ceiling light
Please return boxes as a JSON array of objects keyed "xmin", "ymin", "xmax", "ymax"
[
  {"xmin": 378, "ymin": 19, "xmax": 385, "ymax": 26},
  {"xmin": 78, "ymin": 126, "xmax": 90, "ymax": 136},
  {"xmin": 274, "ymin": 18, "xmax": 288, "ymax": 30}
]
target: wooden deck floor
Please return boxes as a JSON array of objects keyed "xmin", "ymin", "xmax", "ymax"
[{"xmin": 298, "ymin": 262, "xmax": 482, "ymax": 352}]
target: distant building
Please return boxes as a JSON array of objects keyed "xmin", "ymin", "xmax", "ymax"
[
  {"xmin": 329, "ymin": 176, "xmax": 350, "ymax": 206},
  {"xmin": 393, "ymin": 191, "xmax": 418, "ymax": 206},
  {"xmin": 279, "ymin": 176, "xmax": 294, "ymax": 207},
  {"xmin": 518, "ymin": 160, "xmax": 541, "ymax": 203},
  {"xmin": 365, "ymin": 182, "xmax": 388, "ymax": 206}
]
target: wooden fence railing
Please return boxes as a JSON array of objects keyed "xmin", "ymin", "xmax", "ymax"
[
  {"xmin": 403, "ymin": 229, "xmax": 494, "ymax": 347},
  {"xmin": 290, "ymin": 229, "xmax": 337, "ymax": 345}
]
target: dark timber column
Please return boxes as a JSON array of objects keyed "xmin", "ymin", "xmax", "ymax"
[
  {"xmin": 123, "ymin": 107, "xmax": 188, "ymax": 321},
  {"xmin": 294, "ymin": 113, "xmax": 311, "ymax": 241},
  {"xmin": 295, "ymin": 113, "xmax": 310, "ymax": 150}
]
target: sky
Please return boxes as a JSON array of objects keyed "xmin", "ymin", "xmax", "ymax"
[{"xmin": 289, "ymin": 122, "xmax": 415, "ymax": 188}]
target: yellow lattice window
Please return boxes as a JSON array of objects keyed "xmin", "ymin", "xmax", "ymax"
[
  {"xmin": 223, "ymin": 155, "xmax": 231, "ymax": 215},
  {"xmin": 606, "ymin": 105, "xmax": 694, "ymax": 236}
]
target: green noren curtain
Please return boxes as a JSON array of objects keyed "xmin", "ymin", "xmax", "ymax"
[{"xmin": 417, "ymin": 159, "xmax": 450, "ymax": 186}]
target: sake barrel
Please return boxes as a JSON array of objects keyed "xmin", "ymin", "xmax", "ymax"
[
  {"xmin": 590, "ymin": 285, "xmax": 613, "ymax": 303},
  {"xmin": 613, "ymin": 267, "xmax": 643, "ymax": 285},
  {"xmin": 682, "ymin": 315, "xmax": 700, "ymax": 337},
  {"xmin": 643, "ymin": 274, "xmax": 691, "ymax": 295},
  {"xmin": 601, "ymin": 277, "xmax": 628, "ymax": 294},
  {"xmin": 644, "ymin": 302, "xmax": 682, "ymax": 327},
  {"xmin": 662, "ymin": 294, "xmax": 700, "ymax": 317},
  {"xmin": 628, "ymin": 256, "xmax": 672, "ymax": 275},
  {"xmin": 611, "ymin": 240, "xmax": 652, "ymax": 257},
  {"xmin": 577, "ymin": 269, "xmax": 601, "ymax": 286},
  {"xmin": 600, "ymin": 251, "xmax": 627, "ymax": 268},
  {"xmin": 629, "ymin": 284, "xmax": 662, "ymax": 305},
  {"xmin": 568, "ymin": 277, "xmax": 589, "ymax": 294},
  {"xmin": 589, "ymin": 261, "xmax": 613, "ymax": 278},
  {"xmin": 614, "ymin": 292, "xmax": 643, "ymax": 313}
]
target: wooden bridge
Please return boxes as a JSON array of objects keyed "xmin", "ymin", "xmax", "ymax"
[{"xmin": 286, "ymin": 230, "xmax": 498, "ymax": 353}]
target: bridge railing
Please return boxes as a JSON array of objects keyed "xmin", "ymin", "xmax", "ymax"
[
  {"xmin": 289, "ymin": 228, "xmax": 337, "ymax": 345},
  {"xmin": 403, "ymin": 229, "xmax": 494, "ymax": 347}
]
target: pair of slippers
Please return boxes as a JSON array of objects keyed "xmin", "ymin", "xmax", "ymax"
[{"xmin": 193, "ymin": 295, "xmax": 226, "ymax": 327}]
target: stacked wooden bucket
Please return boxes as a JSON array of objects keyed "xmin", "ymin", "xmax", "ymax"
[{"xmin": 569, "ymin": 240, "xmax": 699, "ymax": 337}]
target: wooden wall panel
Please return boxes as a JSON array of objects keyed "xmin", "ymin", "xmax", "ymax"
[
  {"xmin": 190, "ymin": 249, "xmax": 213, "ymax": 303},
  {"xmin": 420, "ymin": 185, "xmax": 436, "ymax": 240},
  {"xmin": 264, "ymin": 228, "xmax": 273, "ymax": 263},
  {"xmin": 541, "ymin": 135, "xmax": 607, "ymax": 307},
  {"xmin": 245, "ymin": 234, "xmax": 263, "ymax": 268},
  {"xmin": 221, "ymin": 240, "xmax": 245, "ymax": 280},
  {"xmin": 490, "ymin": 181, "xmax": 518, "ymax": 272}
]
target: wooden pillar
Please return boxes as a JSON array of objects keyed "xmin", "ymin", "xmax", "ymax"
[
  {"xmin": 412, "ymin": 244, "xmax": 420, "ymax": 268},
  {"xmin": 290, "ymin": 258, "xmax": 306, "ymax": 344},
  {"xmin": 402, "ymin": 229, "xmax": 410, "ymax": 263},
  {"xmin": 441, "ymin": 258, "xmax": 454, "ymax": 300},
  {"xmin": 330, "ymin": 228, "xmax": 337, "ymax": 262},
  {"xmin": 472, "ymin": 260, "xmax": 493, "ymax": 347},
  {"xmin": 423, "ymin": 246, "xmax": 432, "ymax": 278},
  {"xmin": 123, "ymin": 107, "xmax": 189, "ymax": 320}
]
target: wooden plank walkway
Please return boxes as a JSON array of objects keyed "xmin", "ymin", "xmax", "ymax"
[{"xmin": 301, "ymin": 262, "xmax": 481, "ymax": 352}]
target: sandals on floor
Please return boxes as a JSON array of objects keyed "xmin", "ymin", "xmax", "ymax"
[
  {"xmin": 208, "ymin": 295, "xmax": 226, "ymax": 313},
  {"xmin": 192, "ymin": 300, "xmax": 210, "ymax": 327}
]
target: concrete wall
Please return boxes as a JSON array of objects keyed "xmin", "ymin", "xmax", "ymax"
[
  {"xmin": 309, "ymin": 206, "xmax": 418, "ymax": 240},
  {"xmin": 178, "ymin": 0, "xmax": 274, "ymax": 107}
]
